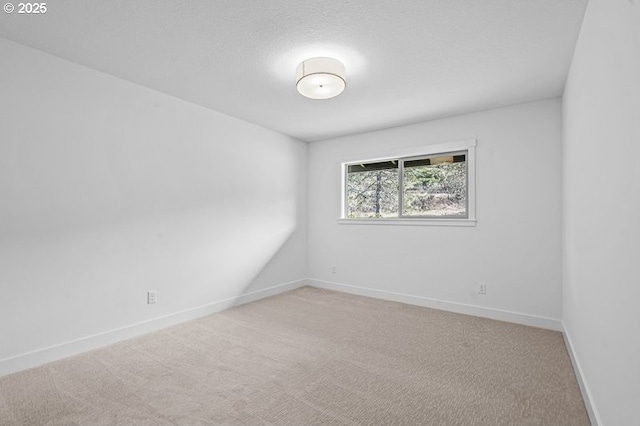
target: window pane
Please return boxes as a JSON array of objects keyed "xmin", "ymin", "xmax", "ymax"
[
  {"xmin": 347, "ymin": 161, "xmax": 399, "ymax": 218},
  {"xmin": 402, "ymin": 153, "xmax": 466, "ymax": 217}
]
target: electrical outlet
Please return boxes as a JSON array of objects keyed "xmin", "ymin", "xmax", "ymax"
[
  {"xmin": 478, "ymin": 282, "xmax": 487, "ymax": 295},
  {"xmin": 331, "ymin": 265, "xmax": 337, "ymax": 274},
  {"xmin": 147, "ymin": 290, "xmax": 157, "ymax": 304}
]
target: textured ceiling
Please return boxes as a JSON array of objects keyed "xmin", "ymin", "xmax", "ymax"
[{"xmin": 0, "ymin": 0, "xmax": 587, "ymax": 141}]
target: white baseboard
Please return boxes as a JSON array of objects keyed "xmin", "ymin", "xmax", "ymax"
[
  {"xmin": 562, "ymin": 323, "xmax": 601, "ymax": 426},
  {"xmin": 307, "ymin": 279, "xmax": 563, "ymax": 331},
  {"xmin": 0, "ymin": 279, "xmax": 306, "ymax": 378}
]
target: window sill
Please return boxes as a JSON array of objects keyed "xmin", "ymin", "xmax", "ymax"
[{"xmin": 337, "ymin": 218, "xmax": 477, "ymax": 227}]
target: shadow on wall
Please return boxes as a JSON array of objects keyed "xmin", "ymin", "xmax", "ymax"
[{"xmin": 0, "ymin": 201, "xmax": 299, "ymax": 362}]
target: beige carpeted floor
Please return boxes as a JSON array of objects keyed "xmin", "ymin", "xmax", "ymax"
[{"xmin": 0, "ymin": 286, "xmax": 589, "ymax": 425}]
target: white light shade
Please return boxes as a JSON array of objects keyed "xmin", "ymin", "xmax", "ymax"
[{"xmin": 296, "ymin": 57, "xmax": 346, "ymax": 100}]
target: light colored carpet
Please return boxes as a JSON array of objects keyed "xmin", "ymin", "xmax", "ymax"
[{"xmin": 0, "ymin": 286, "xmax": 589, "ymax": 425}]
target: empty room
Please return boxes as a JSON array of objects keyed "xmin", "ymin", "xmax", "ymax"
[{"xmin": 0, "ymin": 0, "xmax": 638, "ymax": 425}]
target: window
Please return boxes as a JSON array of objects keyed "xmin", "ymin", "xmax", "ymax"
[
  {"xmin": 402, "ymin": 153, "xmax": 467, "ymax": 217},
  {"xmin": 340, "ymin": 140, "xmax": 476, "ymax": 225},
  {"xmin": 346, "ymin": 160, "xmax": 399, "ymax": 218}
]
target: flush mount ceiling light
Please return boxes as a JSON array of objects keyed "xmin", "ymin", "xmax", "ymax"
[{"xmin": 296, "ymin": 57, "xmax": 346, "ymax": 100}]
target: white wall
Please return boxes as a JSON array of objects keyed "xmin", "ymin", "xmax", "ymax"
[
  {"xmin": 307, "ymin": 99, "xmax": 563, "ymax": 324},
  {"xmin": 562, "ymin": 1, "xmax": 640, "ymax": 424},
  {"xmin": 0, "ymin": 39, "xmax": 307, "ymax": 373}
]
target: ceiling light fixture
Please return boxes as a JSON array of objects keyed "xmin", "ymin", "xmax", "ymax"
[{"xmin": 296, "ymin": 57, "xmax": 346, "ymax": 100}]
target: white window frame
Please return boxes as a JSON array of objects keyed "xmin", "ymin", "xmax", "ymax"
[{"xmin": 338, "ymin": 139, "xmax": 476, "ymax": 227}]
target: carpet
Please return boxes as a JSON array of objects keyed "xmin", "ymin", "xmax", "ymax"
[{"xmin": 0, "ymin": 286, "xmax": 589, "ymax": 425}]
